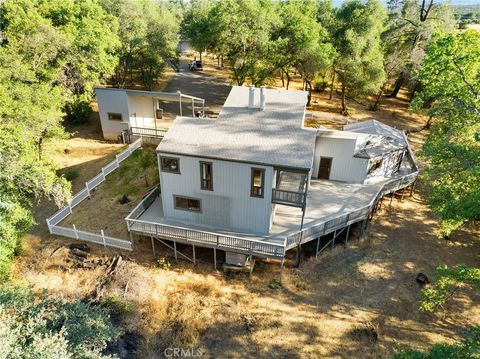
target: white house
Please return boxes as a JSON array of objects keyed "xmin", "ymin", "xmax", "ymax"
[
  {"xmin": 95, "ymin": 87, "xmax": 205, "ymax": 141},
  {"xmin": 125, "ymin": 85, "xmax": 417, "ymax": 270}
]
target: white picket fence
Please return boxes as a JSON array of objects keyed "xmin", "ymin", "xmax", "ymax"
[{"xmin": 46, "ymin": 138, "xmax": 143, "ymax": 251}]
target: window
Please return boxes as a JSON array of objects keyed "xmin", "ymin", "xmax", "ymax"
[
  {"xmin": 251, "ymin": 168, "xmax": 265, "ymax": 198},
  {"xmin": 108, "ymin": 112, "xmax": 123, "ymax": 121},
  {"xmin": 200, "ymin": 161, "xmax": 213, "ymax": 190},
  {"xmin": 174, "ymin": 196, "xmax": 201, "ymax": 212},
  {"xmin": 160, "ymin": 156, "xmax": 180, "ymax": 174},
  {"xmin": 368, "ymin": 157, "xmax": 383, "ymax": 174}
]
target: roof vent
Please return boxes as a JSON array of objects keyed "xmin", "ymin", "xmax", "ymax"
[
  {"xmin": 248, "ymin": 85, "xmax": 255, "ymax": 109},
  {"xmin": 260, "ymin": 86, "xmax": 266, "ymax": 110}
]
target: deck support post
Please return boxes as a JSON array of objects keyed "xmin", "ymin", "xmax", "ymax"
[
  {"xmin": 400, "ymin": 188, "xmax": 406, "ymax": 202},
  {"xmin": 410, "ymin": 180, "xmax": 416, "ymax": 197},
  {"xmin": 249, "ymin": 255, "xmax": 254, "ymax": 275},
  {"xmin": 390, "ymin": 192, "xmax": 395, "ymax": 206},
  {"xmin": 151, "ymin": 236, "xmax": 156, "ymax": 259},
  {"xmin": 174, "ymin": 240, "xmax": 177, "ymax": 261},
  {"xmin": 279, "ymin": 257, "xmax": 285, "ymax": 285},
  {"xmin": 192, "ymin": 244, "xmax": 196, "ymax": 265},
  {"xmin": 213, "ymin": 248, "xmax": 217, "ymax": 270},
  {"xmin": 316, "ymin": 237, "xmax": 320, "ymax": 258},
  {"xmin": 345, "ymin": 225, "xmax": 351, "ymax": 246},
  {"xmin": 332, "ymin": 230, "xmax": 337, "ymax": 248},
  {"xmin": 129, "ymin": 231, "xmax": 134, "ymax": 249}
]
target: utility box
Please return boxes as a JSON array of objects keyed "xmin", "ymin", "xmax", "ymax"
[{"xmin": 225, "ymin": 252, "xmax": 247, "ymax": 267}]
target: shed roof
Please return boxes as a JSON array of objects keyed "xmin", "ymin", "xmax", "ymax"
[{"xmin": 157, "ymin": 86, "xmax": 316, "ymax": 170}]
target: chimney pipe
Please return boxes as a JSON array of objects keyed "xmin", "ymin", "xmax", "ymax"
[
  {"xmin": 248, "ymin": 85, "xmax": 255, "ymax": 109},
  {"xmin": 260, "ymin": 86, "xmax": 266, "ymax": 110}
]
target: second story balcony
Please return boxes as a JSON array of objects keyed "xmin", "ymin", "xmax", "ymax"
[{"xmin": 272, "ymin": 170, "xmax": 308, "ymax": 208}]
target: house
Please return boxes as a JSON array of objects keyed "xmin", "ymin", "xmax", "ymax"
[
  {"xmin": 95, "ymin": 87, "xmax": 205, "ymax": 141},
  {"xmin": 125, "ymin": 85, "xmax": 418, "ymax": 272}
]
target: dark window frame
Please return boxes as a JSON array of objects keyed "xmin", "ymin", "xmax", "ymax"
[
  {"xmin": 200, "ymin": 161, "xmax": 213, "ymax": 191},
  {"xmin": 250, "ymin": 168, "xmax": 265, "ymax": 198},
  {"xmin": 173, "ymin": 195, "xmax": 201, "ymax": 212},
  {"xmin": 108, "ymin": 112, "xmax": 123, "ymax": 121},
  {"xmin": 160, "ymin": 156, "xmax": 180, "ymax": 174}
]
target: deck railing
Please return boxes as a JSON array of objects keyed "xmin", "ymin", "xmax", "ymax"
[
  {"xmin": 271, "ymin": 188, "xmax": 306, "ymax": 208},
  {"xmin": 130, "ymin": 126, "xmax": 168, "ymax": 139}
]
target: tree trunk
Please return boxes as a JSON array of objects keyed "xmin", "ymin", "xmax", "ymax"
[
  {"xmin": 281, "ymin": 71, "xmax": 284, "ymax": 87},
  {"xmin": 217, "ymin": 56, "xmax": 220, "ymax": 68},
  {"xmin": 389, "ymin": 72, "xmax": 405, "ymax": 98},
  {"xmin": 306, "ymin": 80, "xmax": 312, "ymax": 106},
  {"xmin": 409, "ymin": 81, "xmax": 420, "ymax": 102},
  {"xmin": 286, "ymin": 71, "xmax": 290, "ymax": 90},
  {"xmin": 329, "ymin": 72, "xmax": 335, "ymax": 100},
  {"xmin": 199, "ymin": 51, "xmax": 202, "ymax": 62},
  {"xmin": 341, "ymin": 83, "xmax": 348, "ymax": 116},
  {"xmin": 221, "ymin": 55, "xmax": 224, "ymax": 68},
  {"xmin": 371, "ymin": 83, "xmax": 385, "ymax": 111}
]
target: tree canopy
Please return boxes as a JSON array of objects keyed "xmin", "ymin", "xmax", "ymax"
[{"xmin": 413, "ymin": 30, "xmax": 480, "ymax": 236}]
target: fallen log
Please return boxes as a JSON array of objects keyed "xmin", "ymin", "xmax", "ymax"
[{"xmin": 87, "ymin": 255, "xmax": 123, "ymax": 304}]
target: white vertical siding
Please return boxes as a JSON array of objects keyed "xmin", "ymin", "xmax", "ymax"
[
  {"xmin": 95, "ymin": 89, "xmax": 130, "ymax": 140},
  {"xmin": 313, "ymin": 137, "xmax": 368, "ymax": 183},
  {"xmin": 127, "ymin": 95, "xmax": 156, "ymax": 127},
  {"xmin": 159, "ymin": 154, "xmax": 274, "ymax": 234}
]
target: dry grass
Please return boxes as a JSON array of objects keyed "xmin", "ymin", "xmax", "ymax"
[
  {"xmin": 11, "ymin": 63, "xmax": 480, "ymax": 358},
  {"xmin": 60, "ymin": 146, "xmax": 158, "ymax": 239}
]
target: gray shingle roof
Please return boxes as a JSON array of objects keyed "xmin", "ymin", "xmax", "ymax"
[{"xmin": 157, "ymin": 86, "xmax": 316, "ymax": 170}]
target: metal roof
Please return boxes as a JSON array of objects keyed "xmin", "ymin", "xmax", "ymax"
[
  {"xmin": 344, "ymin": 120, "xmax": 407, "ymax": 159},
  {"xmin": 94, "ymin": 87, "xmax": 204, "ymax": 102},
  {"xmin": 157, "ymin": 86, "xmax": 316, "ymax": 170}
]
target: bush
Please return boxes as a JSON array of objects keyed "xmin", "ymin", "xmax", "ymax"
[
  {"xmin": 157, "ymin": 257, "xmax": 172, "ymax": 270},
  {"xmin": 0, "ymin": 285, "xmax": 122, "ymax": 358},
  {"xmin": 63, "ymin": 168, "xmax": 79, "ymax": 182},
  {"xmin": 64, "ymin": 96, "xmax": 93, "ymax": 125},
  {"xmin": 394, "ymin": 326, "xmax": 480, "ymax": 358}
]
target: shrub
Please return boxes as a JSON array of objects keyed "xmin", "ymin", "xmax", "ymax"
[
  {"xmin": 394, "ymin": 326, "xmax": 480, "ymax": 358},
  {"xmin": 64, "ymin": 96, "xmax": 93, "ymax": 125},
  {"xmin": 157, "ymin": 257, "xmax": 172, "ymax": 270},
  {"xmin": 63, "ymin": 168, "xmax": 79, "ymax": 182},
  {"xmin": 0, "ymin": 285, "xmax": 121, "ymax": 358}
]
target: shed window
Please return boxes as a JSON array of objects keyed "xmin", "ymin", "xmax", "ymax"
[
  {"xmin": 174, "ymin": 196, "xmax": 201, "ymax": 212},
  {"xmin": 108, "ymin": 112, "xmax": 123, "ymax": 121},
  {"xmin": 251, "ymin": 168, "xmax": 265, "ymax": 198},
  {"xmin": 368, "ymin": 157, "xmax": 383, "ymax": 174},
  {"xmin": 160, "ymin": 156, "xmax": 180, "ymax": 174},
  {"xmin": 200, "ymin": 161, "xmax": 213, "ymax": 190}
]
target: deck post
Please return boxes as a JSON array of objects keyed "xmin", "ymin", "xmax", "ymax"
[
  {"xmin": 129, "ymin": 231, "xmax": 134, "ymax": 247},
  {"xmin": 249, "ymin": 255, "xmax": 254, "ymax": 275},
  {"xmin": 390, "ymin": 191, "xmax": 395, "ymax": 206},
  {"xmin": 178, "ymin": 91, "xmax": 182, "ymax": 116},
  {"xmin": 279, "ymin": 257, "xmax": 285, "ymax": 285},
  {"xmin": 151, "ymin": 236, "xmax": 156, "ymax": 259},
  {"xmin": 410, "ymin": 180, "xmax": 416, "ymax": 197},
  {"xmin": 345, "ymin": 225, "xmax": 351, "ymax": 246},
  {"xmin": 213, "ymin": 247, "xmax": 217, "ymax": 270},
  {"xmin": 192, "ymin": 244, "xmax": 196, "ymax": 265},
  {"xmin": 174, "ymin": 240, "xmax": 178, "ymax": 261},
  {"xmin": 316, "ymin": 237, "xmax": 320, "ymax": 258},
  {"xmin": 73, "ymin": 224, "xmax": 78, "ymax": 240},
  {"xmin": 332, "ymin": 230, "xmax": 337, "ymax": 248},
  {"xmin": 400, "ymin": 188, "xmax": 406, "ymax": 202}
]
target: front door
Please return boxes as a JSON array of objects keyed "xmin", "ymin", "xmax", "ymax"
[{"xmin": 318, "ymin": 157, "xmax": 332, "ymax": 180}]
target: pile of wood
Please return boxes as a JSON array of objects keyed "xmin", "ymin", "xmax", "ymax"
[{"xmin": 65, "ymin": 243, "xmax": 106, "ymax": 269}]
